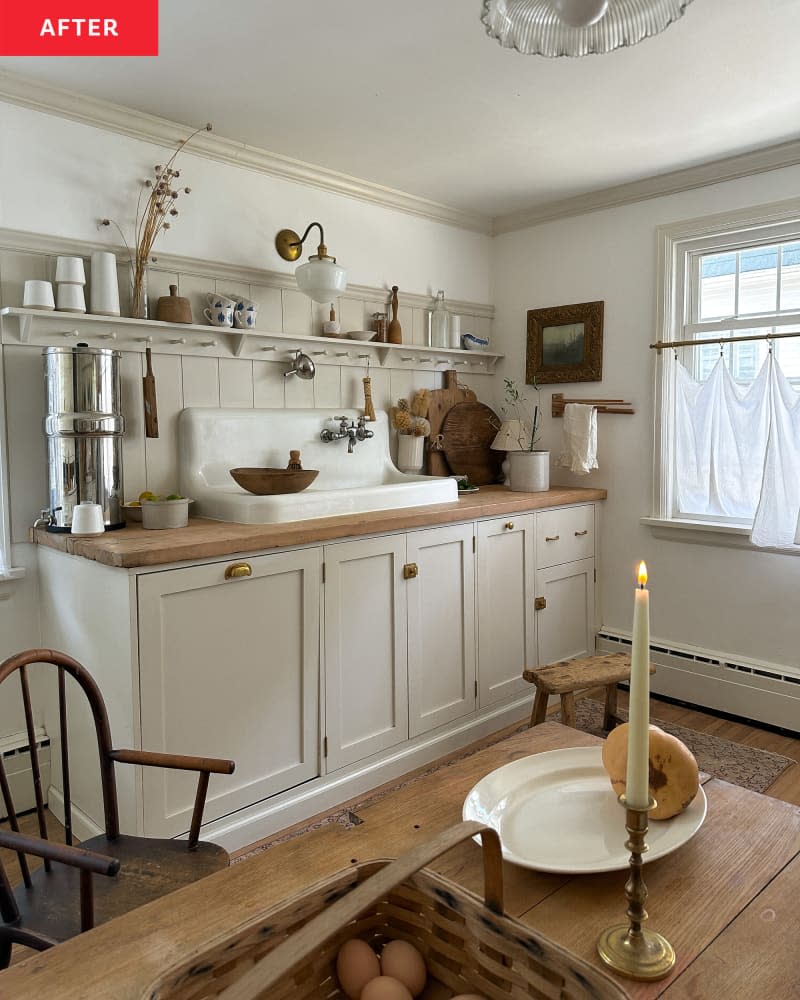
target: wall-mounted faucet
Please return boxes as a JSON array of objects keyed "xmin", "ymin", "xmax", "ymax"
[{"xmin": 320, "ymin": 415, "xmax": 374, "ymax": 454}]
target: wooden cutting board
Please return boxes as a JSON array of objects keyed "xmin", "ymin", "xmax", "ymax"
[
  {"xmin": 440, "ymin": 401, "xmax": 504, "ymax": 485},
  {"xmin": 426, "ymin": 370, "xmax": 477, "ymax": 476}
]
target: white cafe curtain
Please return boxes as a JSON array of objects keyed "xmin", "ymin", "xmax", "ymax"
[{"xmin": 675, "ymin": 354, "xmax": 800, "ymax": 548}]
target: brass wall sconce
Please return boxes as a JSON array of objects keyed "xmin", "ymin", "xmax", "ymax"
[{"xmin": 275, "ymin": 222, "xmax": 347, "ymax": 303}]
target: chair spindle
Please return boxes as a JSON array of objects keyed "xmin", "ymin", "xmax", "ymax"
[
  {"xmin": 20, "ymin": 667, "xmax": 50, "ymax": 872},
  {"xmin": 58, "ymin": 669, "xmax": 73, "ymax": 846},
  {"xmin": 0, "ymin": 757, "xmax": 31, "ymax": 888}
]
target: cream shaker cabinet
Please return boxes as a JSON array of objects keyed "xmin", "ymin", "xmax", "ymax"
[
  {"xmin": 323, "ymin": 524, "xmax": 476, "ymax": 768},
  {"xmin": 137, "ymin": 548, "xmax": 321, "ymax": 838},
  {"xmin": 533, "ymin": 505, "xmax": 596, "ymax": 666},
  {"xmin": 406, "ymin": 523, "xmax": 476, "ymax": 737},
  {"xmin": 476, "ymin": 514, "xmax": 536, "ymax": 708}
]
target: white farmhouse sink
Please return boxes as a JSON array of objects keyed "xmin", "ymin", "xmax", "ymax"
[{"xmin": 178, "ymin": 408, "xmax": 458, "ymax": 523}]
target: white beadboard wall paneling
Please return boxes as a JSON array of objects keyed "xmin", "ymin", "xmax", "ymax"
[
  {"xmin": 284, "ymin": 369, "xmax": 315, "ymax": 409},
  {"xmin": 341, "ymin": 366, "xmax": 391, "ymax": 413},
  {"xmin": 143, "ymin": 353, "xmax": 183, "ymax": 495},
  {"xmin": 181, "ymin": 355, "xmax": 220, "ymax": 408},
  {"xmin": 4, "ymin": 347, "xmax": 47, "ymax": 541},
  {"xmin": 119, "ymin": 351, "xmax": 146, "ymax": 500},
  {"xmin": 253, "ymin": 360, "xmax": 286, "ymax": 408},
  {"xmin": 250, "ymin": 284, "xmax": 283, "ymax": 332},
  {"xmin": 219, "ymin": 358, "xmax": 254, "ymax": 408},
  {"xmin": 282, "ymin": 289, "xmax": 313, "ymax": 337},
  {"xmin": 176, "ymin": 272, "xmax": 213, "ymax": 328},
  {"xmin": 0, "ymin": 249, "xmax": 50, "ymax": 308},
  {"xmin": 312, "ymin": 365, "xmax": 341, "ymax": 409}
]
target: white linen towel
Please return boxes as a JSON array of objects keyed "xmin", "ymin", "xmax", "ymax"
[{"xmin": 557, "ymin": 403, "xmax": 598, "ymax": 475}]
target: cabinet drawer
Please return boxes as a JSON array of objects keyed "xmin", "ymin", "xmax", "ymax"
[{"xmin": 535, "ymin": 505, "xmax": 594, "ymax": 568}]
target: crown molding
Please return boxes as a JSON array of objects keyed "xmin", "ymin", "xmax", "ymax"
[
  {"xmin": 0, "ymin": 227, "xmax": 495, "ymax": 318},
  {"xmin": 492, "ymin": 137, "xmax": 800, "ymax": 234},
  {"xmin": 0, "ymin": 70, "xmax": 492, "ymax": 237}
]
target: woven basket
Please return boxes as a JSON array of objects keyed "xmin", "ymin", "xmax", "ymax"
[{"xmin": 152, "ymin": 822, "xmax": 628, "ymax": 1000}]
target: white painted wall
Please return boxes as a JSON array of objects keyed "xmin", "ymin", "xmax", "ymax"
[{"xmin": 491, "ymin": 164, "xmax": 800, "ymax": 673}]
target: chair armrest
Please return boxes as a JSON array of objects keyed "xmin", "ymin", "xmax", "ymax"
[
  {"xmin": 110, "ymin": 748, "xmax": 235, "ymax": 775},
  {"xmin": 0, "ymin": 830, "xmax": 119, "ymax": 876}
]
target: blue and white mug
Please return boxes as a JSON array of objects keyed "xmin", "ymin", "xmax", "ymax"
[
  {"xmin": 203, "ymin": 303, "xmax": 234, "ymax": 327},
  {"xmin": 233, "ymin": 299, "xmax": 258, "ymax": 329}
]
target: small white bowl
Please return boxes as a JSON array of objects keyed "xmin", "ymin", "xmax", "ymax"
[
  {"xmin": 462, "ymin": 333, "xmax": 489, "ymax": 351},
  {"xmin": 141, "ymin": 498, "xmax": 193, "ymax": 530},
  {"xmin": 345, "ymin": 330, "xmax": 376, "ymax": 341}
]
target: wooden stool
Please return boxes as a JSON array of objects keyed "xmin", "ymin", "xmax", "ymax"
[{"xmin": 523, "ymin": 652, "xmax": 655, "ymax": 730}]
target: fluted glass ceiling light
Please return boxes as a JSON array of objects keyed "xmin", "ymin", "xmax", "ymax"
[
  {"xmin": 481, "ymin": 0, "xmax": 694, "ymax": 57},
  {"xmin": 275, "ymin": 222, "xmax": 347, "ymax": 303}
]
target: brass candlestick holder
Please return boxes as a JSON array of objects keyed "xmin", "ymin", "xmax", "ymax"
[{"xmin": 597, "ymin": 795, "xmax": 676, "ymax": 981}]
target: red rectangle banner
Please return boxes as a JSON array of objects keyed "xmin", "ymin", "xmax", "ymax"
[{"xmin": 0, "ymin": 1, "xmax": 158, "ymax": 56}]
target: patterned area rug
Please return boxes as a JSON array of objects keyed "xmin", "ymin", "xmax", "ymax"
[{"xmin": 234, "ymin": 701, "xmax": 795, "ymax": 864}]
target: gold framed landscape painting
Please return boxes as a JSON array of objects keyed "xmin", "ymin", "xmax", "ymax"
[{"xmin": 526, "ymin": 300, "xmax": 604, "ymax": 384}]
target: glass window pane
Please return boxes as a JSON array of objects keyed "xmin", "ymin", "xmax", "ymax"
[
  {"xmin": 738, "ymin": 245, "xmax": 777, "ymax": 314},
  {"xmin": 780, "ymin": 242, "xmax": 800, "ymax": 311},
  {"xmin": 699, "ymin": 252, "xmax": 735, "ymax": 319},
  {"xmin": 775, "ymin": 329, "xmax": 800, "ymax": 387}
]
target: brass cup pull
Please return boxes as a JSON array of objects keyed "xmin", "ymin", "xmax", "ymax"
[
  {"xmin": 545, "ymin": 535, "xmax": 560, "ymax": 542},
  {"xmin": 574, "ymin": 529, "xmax": 588, "ymax": 537},
  {"xmin": 224, "ymin": 562, "xmax": 253, "ymax": 580},
  {"xmin": 504, "ymin": 521, "xmax": 514, "ymax": 530},
  {"xmin": 534, "ymin": 596, "xmax": 547, "ymax": 610},
  {"xmin": 403, "ymin": 562, "xmax": 419, "ymax": 580}
]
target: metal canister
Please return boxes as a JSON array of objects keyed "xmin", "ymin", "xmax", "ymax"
[{"xmin": 43, "ymin": 345, "xmax": 125, "ymax": 531}]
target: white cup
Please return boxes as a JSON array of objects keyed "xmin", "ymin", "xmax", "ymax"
[
  {"xmin": 70, "ymin": 503, "xmax": 105, "ymax": 535},
  {"xmin": 204, "ymin": 304, "xmax": 234, "ymax": 327},
  {"xmin": 56, "ymin": 283, "xmax": 86, "ymax": 313},
  {"xmin": 55, "ymin": 256, "xmax": 86, "ymax": 285},
  {"xmin": 206, "ymin": 293, "xmax": 237, "ymax": 310},
  {"xmin": 89, "ymin": 251, "xmax": 121, "ymax": 317},
  {"xmin": 23, "ymin": 280, "xmax": 55, "ymax": 310}
]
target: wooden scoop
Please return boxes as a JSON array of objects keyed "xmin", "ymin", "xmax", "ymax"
[{"xmin": 143, "ymin": 347, "xmax": 159, "ymax": 438}]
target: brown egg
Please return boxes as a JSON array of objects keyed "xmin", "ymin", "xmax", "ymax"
[
  {"xmin": 336, "ymin": 938, "xmax": 381, "ymax": 1000},
  {"xmin": 379, "ymin": 939, "xmax": 427, "ymax": 997},
  {"xmin": 361, "ymin": 977, "xmax": 414, "ymax": 1000}
]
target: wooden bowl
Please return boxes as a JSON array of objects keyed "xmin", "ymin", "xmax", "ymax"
[{"xmin": 230, "ymin": 467, "xmax": 319, "ymax": 495}]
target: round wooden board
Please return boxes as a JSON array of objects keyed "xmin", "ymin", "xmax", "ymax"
[{"xmin": 441, "ymin": 401, "xmax": 504, "ymax": 485}]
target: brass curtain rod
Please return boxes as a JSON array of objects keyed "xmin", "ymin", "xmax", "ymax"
[{"xmin": 650, "ymin": 329, "xmax": 800, "ymax": 352}]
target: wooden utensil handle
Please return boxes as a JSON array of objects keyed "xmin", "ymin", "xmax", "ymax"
[
  {"xmin": 217, "ymin": 821, "xmax": 503, "ymax": 1000},
  {"xmin": 145, "ymin": 347, "xmax": 154, "ymax": 378}
]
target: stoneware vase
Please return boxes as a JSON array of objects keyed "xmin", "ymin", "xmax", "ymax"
[
  {"xmin": 397, "ymin": 434, "xmax": 425, "ymax": 473},
  {"xmin": 509, "ymin": 450, "xmax": 550, "ymax": 492}
]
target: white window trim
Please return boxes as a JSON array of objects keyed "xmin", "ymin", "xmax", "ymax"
[{"xmin": 650, "ymin": 196, "xmax": 800, "ymax": 549}]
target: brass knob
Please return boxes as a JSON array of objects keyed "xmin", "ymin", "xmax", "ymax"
[
  {"xmin": 403, "ymin": 562, "xmax": 419, "ymax": 580},
  {"xmin": 224, "ymin": 562, "xmax": 253, "ymax": 580},
  {"xmin": 504, "ymin": 521, "xmax": 514, "ymax": 530},
  {"xmin": 545, "ymin": 535, "xmax": 560, "ymax": 542}
]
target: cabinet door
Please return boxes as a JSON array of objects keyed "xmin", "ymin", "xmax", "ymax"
[
  {"xmin": 324, "ymin": 535, "xmax": 408, "ymax": 770},
  {"xmin": 137, "ymin": 548, "xmax": 321, "ymax": 838},
  {"xmin": 476, "ymin": 514, "xmax": 535, "ymax": 707},
  {"xmin": 407, "ymin": 523, "xmax": 476, "ymax": 737},
  {"xmin": 535, "ymin": 558, "xmax": 595, "ymax": 667}
]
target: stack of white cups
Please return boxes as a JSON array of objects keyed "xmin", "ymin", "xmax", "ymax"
[{"xmin": 55, "ymin": 256, "xmax": 87, "ymax": 314}]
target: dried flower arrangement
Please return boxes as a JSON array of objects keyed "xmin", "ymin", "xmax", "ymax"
[
  {"xmin": 101, "ymin": 122, "xmax": 212, "ymax": 317},
  {"xmin": 503, "ymin": 377, "xmax": 541, "ymax": 450},
  {"xmin": 392, "ymin": 390, "xmax": 431, "ymax": 436}
]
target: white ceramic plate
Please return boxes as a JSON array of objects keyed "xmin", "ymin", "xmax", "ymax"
[
  {"xmin": 463, "ymin": 746, "xmax": 707, "ymax": 874},
  {"xmin": 345, "ymin": 330, "xmax": 376, "ymax": 341}
]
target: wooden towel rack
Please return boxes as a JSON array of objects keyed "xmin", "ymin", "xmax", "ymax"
[{"xmin": 551, "ymin": 393, "xmax": 634, "ymax": 417}]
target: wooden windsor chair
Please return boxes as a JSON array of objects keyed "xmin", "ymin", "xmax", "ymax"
[{"xmin": 0, "ymin": 648, "xmax": 235, "ymax": 967}]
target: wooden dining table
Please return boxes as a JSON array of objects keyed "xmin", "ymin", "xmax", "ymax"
[{"xmin": 0, "ymin": 720, "xmax": 798, "ymax": 999}]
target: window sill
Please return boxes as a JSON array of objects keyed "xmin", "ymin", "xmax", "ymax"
[
  {"xmin": 0, "ymin": 567, "xmax": 26, "ymax": 600},
  {"xmin": 640, "ymin": 517, "xmax": 800, "ymax": 555}
]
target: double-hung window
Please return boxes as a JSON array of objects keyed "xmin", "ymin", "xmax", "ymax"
[{"xmin": 653, "ymin": 200, "xmax": 800, "ymax": 549}]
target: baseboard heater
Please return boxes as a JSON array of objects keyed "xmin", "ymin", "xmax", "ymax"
[
  {"xmin": 596, "ymin": 630, "xmax": 800, "ymax": 736},
  {"xmin": 0, "ymin": 730, "xmax": 51, "ymax": 819}
]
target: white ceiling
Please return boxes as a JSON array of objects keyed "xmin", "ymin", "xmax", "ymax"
[{"xmin": 1, "ymin": 0, "xmax": 799, "ymax": 220}]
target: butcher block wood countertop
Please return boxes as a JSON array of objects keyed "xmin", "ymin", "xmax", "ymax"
[{"xmin": 34, "ymin": 485, "xmax": 607, "ymax": 569}]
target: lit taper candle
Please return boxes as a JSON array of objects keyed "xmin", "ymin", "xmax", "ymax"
[{"xmin": 626, "ymin": 561, "xmax": 650, "ymax": 810}]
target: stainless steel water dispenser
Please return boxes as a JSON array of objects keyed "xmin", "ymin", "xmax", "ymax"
[{"xmin": 43, "ymin": 344, "xmax": 125, "ymax": 532}]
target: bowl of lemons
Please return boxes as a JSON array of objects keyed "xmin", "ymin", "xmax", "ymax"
[{"xmin": 127, "ymin": 491, "xmax": 193, "ymax": 530}]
